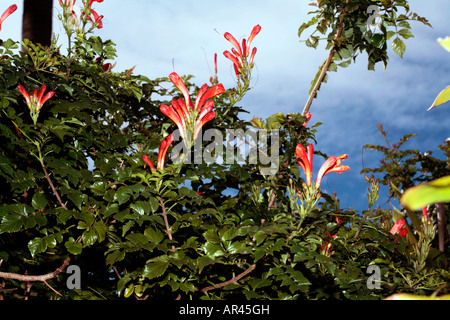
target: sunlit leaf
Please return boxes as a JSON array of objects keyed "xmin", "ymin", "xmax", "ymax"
[
  {"xmin": 401, "ymin": 175, "xmax": 450, "ymax": 210},
  {"xmin": 428, "ymin": 86, "xmax": 450, "ymax": 110}
]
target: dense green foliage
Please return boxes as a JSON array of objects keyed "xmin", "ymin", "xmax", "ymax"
[{"xmin": 0, "ymin": 1, "xmax": 448, "ymax": 300}]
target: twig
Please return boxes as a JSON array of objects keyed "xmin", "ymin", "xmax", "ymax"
[
  {"xmin": 0, "ymin": 256, "xmax": 71, "ymax": 282},
  {"xmin": 200, "ymin": 264, "xmax": 257, "ymax": 293},
  {"xmin": 41, "ymin": 164, "xmax": 68, "ymax": 210},
  {"xmin": 159, "ymin": 198, "xmax": 176, "ymax": 252},
  {"xmin": 302, "ymin": 1, "xmax": 348, "ymax": 116}
]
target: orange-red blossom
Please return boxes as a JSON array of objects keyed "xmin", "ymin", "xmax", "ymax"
[
  {"xmin": 223, "ymin": 25, "xmax": 261, "ymax": 79},
  {"xmin": 142, "ymin": 134, "xmax": 174, "ymax": 172},
  {"xmin": 0, "ymin": 4, "xmax": 17, "ymax": 31},
  {"xmin": 17, "ymin": 84, "xmax": 55, "ymax": 112},
  {"xmin": 296, "ymin": 142, "xmax": 350, "ymax": 188},
  {"xmin": 17, "ymin": 84, "xmax": 55, "ymax": 125},
  {"xmin": 160, "ymin": 72, "xmax": 224, "ymax": 143}
]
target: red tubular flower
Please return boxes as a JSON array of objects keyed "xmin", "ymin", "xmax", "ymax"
[
  {"xmin": 142, "ymin": 134, "xmax": 174, "ymax": 172},
  {"xmin": 194, "ymin": 101, "xmax": 216, "ymax": 139},
  {"xmin": 303, "ymin": 112, "xmax": 312, "ymax": 127},
  {"xmin": 17, "ymin": 84, "xmax": 31, "ymax": 105},
  {"xmin": 223, "ymin": 25, "xmax": 261, "ymax": 81},
  {"xmin": 17, "ymin": 84, "xmax": 55, "ymax": 111},
  {"xmin": 157, "ymin": 134, "xmax": 173, "ymax": 170},
  {"xmin": 421, "ymin": 206, "xmax": 428, "ymax": 217},
  {"xmin": 224, "ymin": 32, "xmax": 242, "ymax": 56},
  {"xmin": 390, "ymin": 219, "xmax": 407, "ymax": 236},
  {"xmin": 0, "ymin": 4, "xmax": 17, "ymax": 31},
  {"xmin": 246, "ymin": 25, "xmax": 262, "ymax": 56},
  {"xmin": 296, "ymin": 143, "xmax": 314, "ymax": 187},
  {"xmin": 87, "ymin": 9, "xmax": 103, "ymax": 29},
  {"xmin": 315, "ymin": 154, "xmax": 350, "ymax": 188},
  {"xmin": 142, "ymin": 154, "xmax": 156, "ymax": 173},
  {"xmin": 194, "ymin": 83, "xmax": 225, "ymax": 112},
  {"xmin": 89, "ymin": 0, "xmax": 103, "ymax": 5},
  {"xmin": 160, "ymin": 103, "xmax": 186, "ymax": 138},
  {"xmin": 169, "ymin": 72, "xmax": 192, "ymax": 107},
  {"xmin": 162, "ymin": 72, "xmax": 224, "ymax": 142}
]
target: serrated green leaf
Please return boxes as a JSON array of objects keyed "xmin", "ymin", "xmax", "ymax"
[
  {"xmin": 0, "ymin": 214, "xmax": 23, "ymax": 233},
  {"xmin": 130, "ymin": 201, "xmax": 151, "ymax": 216},
  {"xmin": 82, "ymin": 229, "xmax": 98, "ymax": 246},
  {"xmin": 197, "ymin": 256, "xmax": 215, "ymax": 274},
  {"xmin": 65, "ymin": 237, "xmax": 82, "ymax": 255},
  {"xmin": 148, "ymin": 197, "xmax": 159, "ymax": 213},
  {"xmin": 144, "ymin": 226, "xmax": 164, "ymax": 244},
  {"xmin": 142, "ymin": 255, "xmax": 169, "ymax": 280},
  {"xmin": 114, "ymin": 186, "xmax": 132, "ymax": 205},
  {"xmin": 397, "ymin": 28, "xmax": 414, "ymax": 39},
  {"xmin": 392, "ymin": 37, "xmax": 406, "ymax": 58}
]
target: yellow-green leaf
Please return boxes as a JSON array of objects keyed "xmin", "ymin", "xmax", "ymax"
[
  {"xmin": 401, "ymin": 176, "xmax": 450, "ymax": 210},
  {"xmin": 428, "ymin": 86, "xmax": 450, "ymax": 110},
  {"xmin": 392, "ymin": 37, "xmax": 406, "ymax": 58},
  {"xmin": 437, "ymin": 36, "xmax": 450, "ymax": 52}
]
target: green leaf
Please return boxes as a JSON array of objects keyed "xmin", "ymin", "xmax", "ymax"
[
  {"xmin": 114, "ymin": 186, "xmax": 132, "ymax": 205},
  {"xmin": 401, "ymin": 175, "xmax": 450, "ymax": 210},
  {"xmin": 142, "ymin": 255, "xmax": 169, "ymax": 280},
  {"xmin": 392, "ymin": 37, "xmax": 406, "ymax": 58},
  {"xmin": 0, "ymin": 214, "xmax": 23, "ymax": 233},
  {"xmin": 202, "ymin": 242, "xmax": 225, "ymax": 258},
  {"xmin": 144, "ymin": 227, "xmax": 164, "ymax": 244},
  {"xmin": 124, "ymin": 284, "xmax": 134, "ymax": 298},
  {"xmin": 82, "ymin": 229, "xmax": 98, "ymax": 247},
  {"xmin": 28, "ymin": 237, "xmax": 47, "ymax": 257},
  {"xmin": 397, "ymin": 29, "xmax": 414, "ymax": 39},
  {"xmin": 130, "ymin": 201, "xmax": 151, "ymax": 216},
  {"xmin": 65, "ymin": 237, "xmax": 82, "ymax": 255},
  {"xmin": 148, "ymin": 197, "xmax": 160, "ymax": 213},
  {"xmin": 428, "ymin": 86, "xmax": 450, "ymax": 111},
  {"xmin": 32, "ymin": 192, "xmax": 48, "ymax": 211}
]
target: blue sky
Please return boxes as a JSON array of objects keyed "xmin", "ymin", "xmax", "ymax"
[{"xmin": 2, "ymin": 0, "xmax": 449, "ymax": 211}]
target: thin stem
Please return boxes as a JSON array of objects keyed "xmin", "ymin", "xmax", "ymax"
[
  {"xmin": 159, "ymin": 198, "xmax": 176, "ymax": 252},
  {"xmin": 200, "ymin": 264, "xmax": 257, "ymax": 293},
  {"xmin": 42, "ymin": 163, "xmax": 68, "ymax": 210},
  {"xmin": 437, "ymin": 203, "xmax": 446, "ymax": 252},
  {"xmin": 302, "ymin": 1, "xmax": 349, "ymax": 116}
]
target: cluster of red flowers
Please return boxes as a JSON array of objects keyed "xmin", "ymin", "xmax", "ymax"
[
  {"xmin": 17, "ymin": 84, "xmax": 55, "ymax": 125},
  {"xmin": 223, "ymin": 25, "xmax": 261, "ymax": 81},
  {"xmin": 141, "ymin": 72, "xmax": 225, "ymax": 171},
  {"xmin": 58, "ymin": 0, "xmax": 104, "ymax": 30},
  {"xmin": 296, "ymin": 126, "xmax": 350, "ymax": 189}
]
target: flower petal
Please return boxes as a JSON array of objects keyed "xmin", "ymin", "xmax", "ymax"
[
  {"xmin": 390, "ymin": 219, "xmax": 406, "ymax": 235},
  {"xmin": 157, "ymin": 134, "xmax": 174, "ymax": 169},
  {"xmin": 246, "ymin": 25, "xmax": 261, "ymax": 55},
  {"xmin": 224, "ymin": 32, "xmax": 242, "ymax": 56},
  {"xmin": 169, "ymin": 72, "xmax": 191, "ymax": 107},
  {"xmin": 142, "ymin": 154, "xmax": 156, "ymax": 172},
  {"xmin": 195, "ymin": 84, "xmax": 224, "ymax": 111},
  {"xmin": 17, "ymin": 84, "xmax": 31, "ymax": 106},
  {"xmin": 0, "ymin": 4, "xmax": 17, "ymax": 31}
]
